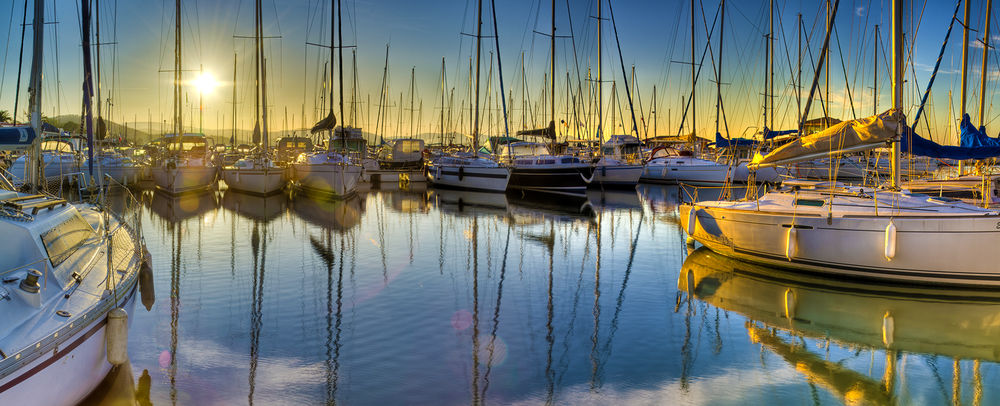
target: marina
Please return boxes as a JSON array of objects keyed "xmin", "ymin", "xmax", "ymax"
[{"xmin": 3, "ymin": 0, "xmax": 1000, "ymax": 404}]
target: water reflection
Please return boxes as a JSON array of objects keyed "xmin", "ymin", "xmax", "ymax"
[
  {"xmin": 290, "ymin": 192, "xmax": 364, "ymax": 231},
  {"xmin": 222, "ymin": 190, "xmax": 288, "ymax": 222},
  {"xmin": 680, "ymin": 247, "xmax": 1000, "ymax": 405}
]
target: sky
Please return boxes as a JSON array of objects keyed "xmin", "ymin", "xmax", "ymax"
[{"xmin": 0, "ymin": 0, "xmax": 993, "ymax": 144}]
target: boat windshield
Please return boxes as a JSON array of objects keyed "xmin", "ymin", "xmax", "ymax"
[
  {"xmin": 503, "ymin": 143, "xmax": 550, "ymax": 157},
  {"xmin": 40, "ymin": 212, "xmax": 95, "ymax": 268},
  {"xmin": 40, "ymin": 141, "xmax": 74, "ymax": 153}
]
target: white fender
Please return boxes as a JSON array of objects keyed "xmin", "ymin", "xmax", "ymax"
[
  {"xmin": 783, "ymin": 288, "xmax": 796, "ymax": 320},
  {"xmin": 785, "ymin": 227, "xmax": 798, "ymax": 260},
  {"xmin": 107, "ymin": 308, "xmax": 129, "ymax": 366},
  {"xmin": 686, "ymin": 208, "xmax": 697, "ymax": 235},
  {"xmin": 882, "ymin": 311, "xmax": 895, "ymax": 348},
  {"xmin": 884, "ymin": 221, "xmax": 897, "ymax": 261}
]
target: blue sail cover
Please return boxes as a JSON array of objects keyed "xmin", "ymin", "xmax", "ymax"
[
  {"xmin": 762, "ymin": 127, "xmax": 797, "ymax": 140},
  {"xmin": 714, "ymin": 132, "xmax": 758, "ymax": 148},
  {"xmin": 0, "ymin": 126, "xmax": 37, "ymax": 150},
  {"xmin": 902, "ymin": 118, "xmax": 1000, "ymax": 160},
  {"xmin": 959, "ymin": 114, "xmax": 1000, "ymax": 147}
]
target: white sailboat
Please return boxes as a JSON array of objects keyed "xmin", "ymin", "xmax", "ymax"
[
  {"xmin": 681, "ymin": 1, "xmax": 1000, "ymax": 286},
  {"xmin": 152, "ymin": 0, "xmax": 217, "ymax": 194},
  {"xmin": 0, "ymin": 2, "xmax": 151, "ymax": 404},
  {"xmin": 222, "ymin": 1, "xmax": 286, "ymax": 196},
  {"xmin": 291, "ymin": 0, "xmax": 363, "ymax": 199},
  {"xmin": 427, "ymin": 0, "xmax": 511, "ymax": 193}
]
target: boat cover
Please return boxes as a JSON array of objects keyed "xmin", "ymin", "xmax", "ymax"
[
  {"xmin": 902, "ymin": 114, "xmax": 1000, "ymax": 159},
  {"xmin": 0, "ymin": 126, "xmax": 37, "ymax": 150},
  {"xmin": 752, "ymin": 109, "xmax": 901, "ymax": 167},
  {"xmin": 516, "ymin": 121, "xmax": 556, "ymax": 140},
  {"xmin": 762, "ymin": 127, "xmax": 797, "ymax": 140},
  {"xmin": 714, "ymin": 133, "xmax": 758, "ymax": 148}
]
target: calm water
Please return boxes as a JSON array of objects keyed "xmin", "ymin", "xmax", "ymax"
[{"xmin": 82, "ymin": 183, "xmax": 1000, "ymax": 405}]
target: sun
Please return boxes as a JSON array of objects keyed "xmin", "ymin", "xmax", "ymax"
[{"xmin": 191, "ymin": 72, "xmax": 219, "ymax": 95}]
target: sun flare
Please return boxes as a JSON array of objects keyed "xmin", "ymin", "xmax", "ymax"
[{"xmin": 191, "ymin": 72, "xmax": 219, "ymax": 94}]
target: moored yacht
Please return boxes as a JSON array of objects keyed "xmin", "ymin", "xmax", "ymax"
[
  {"xmin": 499, "ymin": 139, "xmax": 593, "ymax": 196},
  {"xmin": 291, "ymin": 144, "xmax": 364, "ymax": 198},
  {"xmin": 641, "ymin": 146, "xmax": 731, "ymax": 186},
  {"xmin": 151, "ymin": 133, "xmax": 218, "ymax": 194},
  {"xmin": 592, "ymin": 134, "xmax": 643, "ymax": 187},
  {"xmin": 427, "ymin": 152, "xmax": 510, "ymax": 192}
]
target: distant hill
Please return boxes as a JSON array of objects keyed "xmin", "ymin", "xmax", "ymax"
[{"xmin": 49, "ymin": 114, "xmax": 152, "ymax": 144}]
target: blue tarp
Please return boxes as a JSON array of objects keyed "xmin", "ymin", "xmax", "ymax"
[
  {"xmin": 0, "ymin": 126, "xmax": 37, "ymax": 150},
  {"xmin": 902, "ymin": 117, "xmax": 1000, "ymax": 159},
  {"xmin": 959, "ymin": 114, "xmax": 1000, "ymax": 148},
  {"xmin": 714, "ymin": 132, "xmax": 758, "ymax": 148},
  {"xmin": 762, "ymin": 127, "xmax": 797, "ymax": 140}
]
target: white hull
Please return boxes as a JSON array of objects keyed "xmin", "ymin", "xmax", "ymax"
[
  {"xmin": 641, "ymin": 161, "xmax": 731, "ymax": 185},
  {"xmin": 427, "ymin": 164, "xmax": 510, "ymax": 192},
  {"xmin": 729, "ymin": 162, "xmax": 786, "ymax": 184},
  {"xmin": 222, "ymin": 167, "xmax": 287, "ymax": 195},
  {"xmin": 592, "ymin": 164, "xmax": 643, "ymax": 186},
  {"xmin": 291, "ymin": 163, "xmax": 364, "ymax": 198},
  {"xmin": 0, "ymin": 283, "xmax": 138, "ymax": 406},
  {"xmin": 681, "ymin": 202, "xmax": 1000, "ymax": 286},
  {"xmin": 7, "ymin": 155, "xmax": 82, "ymax": 186},
  {"xmin": 152, "ymin": 165, "xmax": 217, "ymax": 194}
]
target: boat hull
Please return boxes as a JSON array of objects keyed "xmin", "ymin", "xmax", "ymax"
[
  {"xmin": 591, "ymin": 164, "xmax": 643, "ymax": 187},
  {"xmin": 507, "ymin": 165, "xmax": 592, "ymax": 196},
  {"xmin": 222, "ymin": 168, "xmax": 287, "ymax": 195},
  {"xmin": 0, "ymin": 283, "xmax": 138, "ymax": 406},
  {"xmin": 427, "ymin": 165, "xmax": 510, "ymax": 192},
  {"xmin": 641, "ymin": 162, "xmax": 730, "ymax": 186},
  {"xmin": 291, "ymin": 163, "xmax": 363, "ymax": 198},
  {"xmin": 152, "ymin": 165, "xmax": 217, "ymax": 194},
  {"xmin": 680, "ymin": 204, "xmax": 1000, "ymax": 286}
]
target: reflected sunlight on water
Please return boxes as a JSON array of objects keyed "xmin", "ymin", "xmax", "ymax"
[{"xmin": 79, "ymin": 184, "xmax": 1000, "ymax": 405}]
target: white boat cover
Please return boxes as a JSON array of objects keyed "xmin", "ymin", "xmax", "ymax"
[{"xmin": 751, "ymin": 109, "xmax": 903, "ymax": 168}]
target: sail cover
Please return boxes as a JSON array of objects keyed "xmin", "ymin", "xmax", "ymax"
[
  {"xmin": 762, "ymin": 127, "xmax": 797, "ymax": 140},
  {"xmin": 0, "ymin": 126, "xmax": 37, "ymax": 150},
  {"xmin": 714, "ymin": 133, "xmax": 758, "ymax": 148},
  {"xmin": 310, "ymin": 112, "xmax": 337, "ymax": 135},
  {"xmin": 516, "ymin": 121, "xmax": 556, "ymax": 140},
  {"xmin": 751, "ymin": 109, "xmax": 902, "ymax": 168},
  {"xmin": 903, "ymin": 114, "xmax": 1000, "ymax": 159}
]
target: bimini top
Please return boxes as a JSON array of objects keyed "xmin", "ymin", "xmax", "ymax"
[
  {"xmin": 751, "ymin": 109, "xmax": 902, "ymax": 168},
  {"xmin": 0, "ymin": 126, "xmax": 37, "ymax": 151}
]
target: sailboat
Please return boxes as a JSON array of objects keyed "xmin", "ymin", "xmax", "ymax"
[
  {"xmin": 152, "ymin": 0, "xmax": 217, "ymax": 194},
  {"xmin": 0, "ymin": 1, "xmax": 151, "ymax": 404},
  {"xmin": 221, "ymin": 0, "xmax": 287, "ymax": 195},
  {"xmin": 426, "ymin": 0, "xmax": 511, "ymax": 193},
  {"xmin": 680, "ymin": 0, "xmax": 1000, "ymax": 286},
  {"xmin": 290, "ymin": 0, "xmax": 363, "ymax": 198},
  {"xmin": 502, "ymin": 0, "xmax": 593, "ymax": 196},
  {"xmin": 590, "ymin": 0, "xmax": 643, "ymax": 188}
]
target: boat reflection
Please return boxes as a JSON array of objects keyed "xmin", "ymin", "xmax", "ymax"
[
  {"xmin": 585, "ymin": 188, "xmax": 642, "ymax": 212},
  {"xmin": 291, "ymin": 192, "xmax": 365, "ymax": 232},
  {"xmin": 430, "ymin": 189, "xmax": 509, "ymax": 217},
  {"xmin": 222, "ymin": 189, "xmax": 289, "ymax": 222},
  {"xmin": 506, "ymin": 192, "xmax": 595, "ymax": 226},
  {"xmin": 679, "ymin": 247, "xmax": 1000, "ymax": 404},
  {"xmin": 148, "ymin": 189, "xmax": 221, "ymax": 223},
  {"xmin": 382, "ymin": 189, "xmax": 430, "ymax": 213},
  {"xmin": 78, "ymin": 362, "xmax": 153, "ymax": 406}
]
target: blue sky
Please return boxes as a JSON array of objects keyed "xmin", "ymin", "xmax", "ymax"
[{"xmin": 0, "ymin": 0, "xmax": 993, "ymax": 143}]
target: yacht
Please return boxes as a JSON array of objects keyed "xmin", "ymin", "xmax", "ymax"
[
  {"xmin": 0, "ymin": 111, "xmax": 150, "ymax": 406},
  {"xmin": 641, "ymin": 146, "xmax": 731, "ymax": 186},
  {"xmin": 7, "ymin": 133, "xmax": 85, "ymax": 188},
  {"xmin": 427, "ymin": 152, "xmax": 510, "ymax": 192},
  {"xmin": 591, "ymin": 134, "xmax": 643, "ymax": 187},
  {"xmin": 291, "ymin": 147, "xmax": 364, "ymax": 198},
  {"xmin": 151, "ymin": 133, "xmax": 218, "ymax": 194},
  {"xmin": 498, "ymin": 140, "xmax": 593, "ymax": 196},
  {"xmin": 221, "ymin": 156, "xmax": 287, "ymax": 195}
]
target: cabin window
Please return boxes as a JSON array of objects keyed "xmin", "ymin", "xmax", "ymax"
[
  {"xmin": 40, "ymin": 213, "xmax": 96, "ymax": 268},
  {"xmin": 561, "ymin": 157, "xmax": 579, "ymax": 164},
  {"xmin": 539, "ymin": 159, "xmax": 555, "ymax": 165}
]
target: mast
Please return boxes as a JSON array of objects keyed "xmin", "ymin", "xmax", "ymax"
[
  {"xmin": 174, "ymin": 0, "xmax": 182, "ymax": 141},
  {"xmin": 254, "ymin": 0, "xmax": 262, "ymax": 145},
  {"xmin": 874, "ymin": 25, "xmax": 878, "ymax": 115},
  {"xmin": 262, "ymin": 58, "xmax": 269, "ymax": 152},
  {"xmin": 232, "ymin": 52, "xmax": 237, "ymax": 146},
  {"xmin": 474, "ymin": 0, "xmax": 482, "ymax": 152},
  {"xmin": 768, "ymin": 0, "xmax": 774, "ymax": 130},
  {"xmin": 716, "ymin": 0, "xmax": 725, "ymax": 137},
  {"xmin": 598, "ymin": 0, "xmax": 602, "ymax": 145},
  {"xmin": 441, "ymin": 57, "xmax": 446, "ymax": 145},
  {"xmin": 980, "ymin": 0, "xmax": 993, "ymax": 127},
  {"xmin": 490, "ymin": 0, "xmax": 510, "ymax": 142},
  {"xmin": 96, "ymin": 0, "xmax": 103, "ymax": 140},
  {"xmin": 410, "ymin": 66, "xmax": 416, "ymax": 136},
  {"xmin": 961, "ymin": 0, "xmax": 970, "ymax": 117},
  {"xmin": 550, "ymin": 0, "xmax": 556, "ymax": 141},
  {"xmin": 890, "ymin": 0, "xmax": 902, "ymax": 189},
  {"xmin": 690, "ymin": 0, "xmax": 696, "ymax": 141},
  {"xmin": 27, "ymin": 0, "xmax": 43, "ymax": 192},
  {"xmin": 764, "ymin": 0, "xmax": 769, "ymax": 130},
  {"xmin": 825, "ymin": 0, "xmax": 831, "ymax": 121},
  {"xmin": 798, "ymin": 13, "xmax": 803, "ymax": 128},
  {"xmin": 327, "ymin": 0, "xmax": 335, "ymax": 147},
  {"xmin": 337, "ymin": 0, "xmax": 344, "ymax": 148}
]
